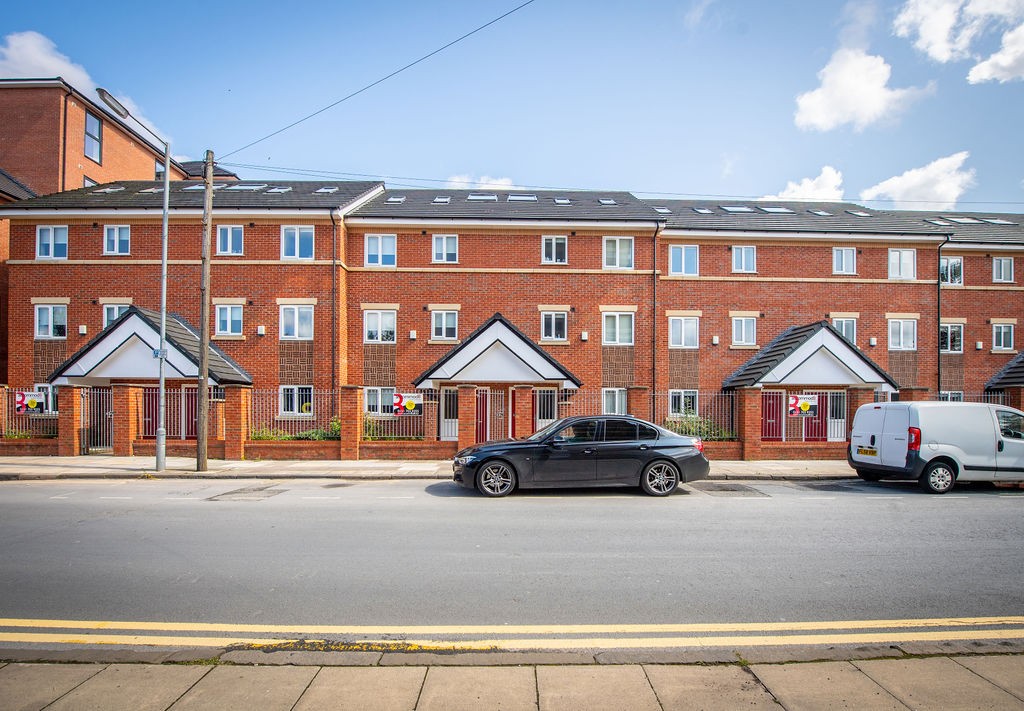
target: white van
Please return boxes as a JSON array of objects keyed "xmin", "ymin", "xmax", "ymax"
[{"xmin": 848, "ymin": 401, "xmax": 1024, "ymax": 493}]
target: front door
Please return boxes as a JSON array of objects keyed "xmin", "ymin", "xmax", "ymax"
[
  {"xmin": 762, "ymin": 391, "xmax": 784, "ymax": 441},
  {"xmin": 440, "ymin": 388, "xmax": 458, "ymax": 441}
]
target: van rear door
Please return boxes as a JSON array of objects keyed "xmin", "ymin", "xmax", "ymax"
[
  {"xmin": 850, "ymin": 404, "xmax": 885, "ymax": 466},
  {"xmin": 995, "ymin": 409, "xmax": 1024, "ymax": 480},
  {"xmin": 880, "ymin": 405, "xmax": 911, "ymax": 468}
]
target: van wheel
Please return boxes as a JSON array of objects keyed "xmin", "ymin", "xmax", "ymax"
[
  {"xmin": 920, "ymin": 462, "xmax": 955, "ymax": 494},
  {"xmin": 856, "ymin": 470, "xmax": 882, "ymax": 482}
]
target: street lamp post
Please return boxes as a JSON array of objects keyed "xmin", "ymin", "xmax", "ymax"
[{"xmin": 97, "ymin": 88, "xmax": 169, "ymax": 471}]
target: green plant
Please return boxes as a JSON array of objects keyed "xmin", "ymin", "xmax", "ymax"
[
  {"xmin": 249, "ymin": 426, "xmax": 293, "ymax": 441},
  {"xmin": 4, "ymin": 428, "xmax": 31, "ymax": 440},
  {"xmin": 662, "ymin": 416, "xmax": 736, "ymax": 441},
  {"xmin": 292, "ymin": 417, "xmax": 342, "ymax": 441}
]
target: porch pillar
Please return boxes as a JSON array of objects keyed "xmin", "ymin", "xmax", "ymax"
[
  {"xmin": 627, "ymin": 386, "xmax": 649, "ymax": 420},
  {"xmin": 58, "ymin": 385, "xmax": 84, "ymax": 456},
  {"xmin": 223, "ymin": 386, "xmax": 251, "ymax": 460},
  {"xmin": 338, "ymin": 385, "xmax": 362, "ymax": 460},
  {"xmin": 0, "ymin": 386, "xmax": 8, "ymax": 436},
  {"xmin": 457, "ymin": 384, "xmax": 478, "ymax": 450},
  {"xmin": 512, "ymin": 385, "xmax": 534, "ymax": 439},
  {"xmin": 1004, "ymin": 387, "xmax": 1024, "ymax": 411},
  {"xmin": 735, "ymin": 387, "xmax": 763, "ymax": 461},
  {"xmin": 112, "ymin": 384, "xmax": 142, "ymax": 456}
]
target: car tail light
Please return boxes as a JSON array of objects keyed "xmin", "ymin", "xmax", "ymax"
[
  {"xmin": 694, "ymin": 437, "xmax": 704, "ymax": 453},
  {"xmin": 908, "ymin": 427, "xmax": 921, "ymax": 451}
]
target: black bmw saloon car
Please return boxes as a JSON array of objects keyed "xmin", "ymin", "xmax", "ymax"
[{"xmin": 453, "ymin": 415, "xmax": 710, "ymax": 497}]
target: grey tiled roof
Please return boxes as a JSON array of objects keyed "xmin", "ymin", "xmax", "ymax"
[
  {"xmin": 0, "ymin": 180, "xmax": 383, "ymax": 211},
  {"xmin": 351, "ymin": 190, "xmax": 663, "ymax": 222},
  {"xmin": 0, "ymin": 166, "xmax": 37, "ymax": 201},
  {"xmin": 903, "ymin": 211, "xmax": 1024, "ymax": 245},
  {"xmin": 177, "ymin": 161, "xmax": 240, "ymax": 179},
  {"xmin": 722, "ymin": 320, "xmax": 898, "ymax": 390},
  {"xmin": 987, "ymin": 351, "xmax": 1024, "ymax": 390},
  {"xmin": 649, "ymin": 200, "xmax": 946, "ymax": 236}
]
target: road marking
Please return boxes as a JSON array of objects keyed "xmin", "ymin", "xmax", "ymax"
[{"xmin": 99, "ymin": 496, "xmax": 132, "ymax": 500}]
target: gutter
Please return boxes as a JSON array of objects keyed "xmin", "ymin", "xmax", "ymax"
[{"xmin": 651, "ymin": 220, "xmax": 665, "ymax": 421}]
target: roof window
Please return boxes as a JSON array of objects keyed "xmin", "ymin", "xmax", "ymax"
[
  {"xmin": 598, "ymin": 198, "xmax": 617, "ymax": 206},
  {"xmin": 385, "ymin": 195, "xmax": 406, "ymax": 204},
  {"xmin": 983, "ymin": 218, "xmax": 1016, "ymax": 225},
  {"xmin": 721, "ymin": 205, "xmax": 754, "ymax": 213},
  {"xmin": 184, "ymin": 183, "xmax": 226, "ymax": 191},
  {"xmin": 314, "ymin": 186, "xmax": 339, "ymax": 194},
  {"xmin": 266, "ymin": 186, "xmax": 292, "ymax": 194},
  {"xmin": 467, "ymin": 193, "xmax": 498, "ymax": 201},
  {"xmin": 139, "ymin": 187, "xmax": 163, "ymax": 194},
  {"xmin": 92, "ymin": 186, "xmax": 125, "ymax": 194},
  {"xmin": 760, "ymin": 206, "xmax": 794, "ymax": 214},
  {"xmin": 508, "ymin": 194, "xmax": 537, "ymax": 202},
  {"xmin": 927, "ymin": 219, "xmax": 954, "ymax": 226},
  {"xmin": 808, "ymin": 209, "xmax": 833, "ymax": 216},
  {"xmin": 945, "ymin": 216, "xmax": 984, "ymax": 224},
  {"xmin": 553, "ymin": 198, "xmax": 571, "ymax": 205},
  {"xmin": 225, "ymin": 183, "xmax": 268, "ymax": 191},
  {"xmin": 846, "ymin": 210, "xmax": 872, "ymax": 217},
  {"xmin": 653, "ymin": 207, "xmax": 671, "ymax": 214},
  {"xmin": 693, "ymin": 207, "xmax": 713, "ymax": 214},
  {"xmin": 432, "ymin": 196, "xmax": 451, "ymax": 204}
]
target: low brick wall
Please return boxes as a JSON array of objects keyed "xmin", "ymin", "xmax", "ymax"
[
  {"xmin": 0, "ymin": 438, "xmax": 59, "ymax": 456},
  {"xmin": 133, "ymin": 440, "xmax": 226, "ymax": 459},
  {"xmin": 244, "ymin": 440, "xmax": 339, "ymax": 460},
  {"xmin": 702, "ymin": 441, "xmax": 741, "ymax": 460},
  {"xmin": 757, "ymin": 441, "xmax": 849, "ymax": 460},
  {"xmin": 361, "ymin": 440, "xmax": 458, "ymax": 460}
]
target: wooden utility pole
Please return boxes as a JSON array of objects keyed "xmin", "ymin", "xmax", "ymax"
[{"xmin": 197, "ymin": 150, "xmax": 213, "ymax": 471}]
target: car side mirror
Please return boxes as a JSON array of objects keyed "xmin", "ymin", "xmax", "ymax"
[{"xmin": 549, "ymin": 436, "xmax": 567, "ymax": 447}]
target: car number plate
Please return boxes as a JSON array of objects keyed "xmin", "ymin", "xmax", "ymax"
[{"xmin": 856, "ymin": 446, "xmax": 877, "ymax": 457}]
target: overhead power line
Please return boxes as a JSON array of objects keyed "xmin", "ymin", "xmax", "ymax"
[{"xmin": 219, "ymin": 0, "xmax": 537, "ymax": 160}]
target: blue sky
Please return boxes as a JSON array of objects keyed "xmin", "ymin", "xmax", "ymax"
[{"xmin": 3, "ymin": 0, "xmax": 1023, "ymax": 211}]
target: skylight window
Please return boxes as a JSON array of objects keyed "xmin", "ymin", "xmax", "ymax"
[
  {"xmin": 314, "ymin": 186, "xmax": 339, "ymax": 194},
  {"xmin": 983, "ymin": 218, "xmax": 1016, "ymax": 225},
  {"xmin": 598, "ymin": 198, "xmax": 617, "ymax": 206},
  {"xmin": 433, "ymin": 196, "xmax": 451, "ymax": 204},
  {"xmin": 808, "ymin": 209, "xmax": 833, "ymax": 216},
  {"xmin": 721, "ymin": 205, "xmax": 754, "ymax": 213},
  {"xmin": 846, "ymin": 210, "xmax": 872, "ymax": 217},
  {"xmin": 139, "ymin": 187, "xmax": 163, "ymax": 194},
  {"xmin": 653, "ymin": 207, "xmax": 671, "ymax": 214},
  {"xmin": 92, "ymin": 186, "xmax": 125, "ymax": 194},
  {"xmin": 945, "ymin": 216, "xmax": 983, "ymax": 224},
  {"xmin": 507, "ymin": 194, "xmax": 537, "ymax": 202},
  {"xmin": 760, "ymin": 206, "xmax": 794, "ymax": 214},
  {"xmin": 385, "ymin": 195, "xmax": 406, "ymax": 204},
  {"xmin": 693, "ymin": 207, "xmax": 713, "ymax": 214},
  {"xmin": 266, "ymin": 186, "xmax": 292, "ymax": 194},
  {"xmin": 927, "ymin": 219, "xmax": 954, "ymax": 226},
  {"xmin": 553, "ymin": 198, "xmax": 571, "ymax": 205},
  {"xmin": 226, "ymin": 183, "xmax": 268, "ymax": 191},
  {"xmin": 467, "ymin": 193, "xmax": 497, "ymax": 201}
]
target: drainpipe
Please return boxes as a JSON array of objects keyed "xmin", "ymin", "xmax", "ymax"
[
  {"xmin": 651, "ymin": 220, "xmax": 665, "ymax": 421},
  {"xmin": 936, "ymin": 233, "xmax": 951, "ymax": 398},
  {"xmin": 60, "ymin": 85, "xmax": 73, "ymax": 191},
  {"xmin": 330, "ymin": 209, "xmax": 339, "ymax": 408}
]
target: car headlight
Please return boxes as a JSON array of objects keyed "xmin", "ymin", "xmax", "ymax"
[{"xmin": 455, "ymin": 455, "xmax": 477, "ymax": 466}]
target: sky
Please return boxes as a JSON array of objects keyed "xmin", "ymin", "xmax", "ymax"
[{"xmin": 2, "ymin": 0, "xmax": 1023, "ymax": 212}]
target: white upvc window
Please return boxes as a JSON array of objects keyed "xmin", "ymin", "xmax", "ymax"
[
  {"xmin": 37, "ymin": 226, "xmax": 68, "ymax": 259},
  {"xmin": 104, "ymin": 225, "xmax": 130, "ymax": 255},
  {"xmin": 888, "ymin": 319, "xmax": 917, "ymax": 350},
  {"xmin": 669, "ymin": 245, "xmax": 699, "ymax": 276},
  {"xmin": 365, "ymin": 387, "xmax": 396, "ymax": 416},
  {"xmin": 602, "ymin": 388, "xmax": 628, "ymax": 415},
  {"xmin": 832, "ymin": 318, "xmax": 856, "ymax": 344},
  {"xmin": 432, "ymin": 310, "xmax": 458, "ymax": 340},
  {"xmin": 279, "ymin": 385, "xmax": 313, "ymax": 417},
  {"xmin": 603, "ymin": 237, "xmax": 633, "ymax": 269},
  {"xmin": 35, "ymin": 304, "xmax": 67, "ymax": 339},
  {"xmin": 940, "ymin": 324, "xmax": 963, "ymax": 353},
  {"xmin": 281, "ymin": 226, "xmax": 314, "ymax": 260},
  {"xmin": 993, "ymin": 257, "xmax": 1014, "ymax": 283},
  {"xmin": 669, "ymin": 389, "xmax": 698, "ymax": 418},
  {"xmin": 732, "ymin": 317, "xmax": 756, "ymax": 346},
  {"xmin": 888, "ymin": 249, "xmax": 916, "ymax": 280},
  {"xmin": 84, "ymin": 111, "xmax": 102, "ymax": 163},
  {"xmin": 939, "ymin": 391, "xmax": 964, "ymax": 402},
  {"xmin": 994, "ymin": 324, "xmax": 1015, "ymax": 351},
  {"xmin": 217, "ymin": 225, "xmax": 244, "ymax": 255},
  {"xmin": 833, "ymin": 247, "xmax": 856, "ymax": 275},
  {"xmin": 216, "ymin": 305, "xmax": 243, "ymax": 336},
  {"xmin": 280, "ymin": 305, "xmax": 313, "ymax": 340},
  {"xmin": 364, "ymin": 310, "xmax": 396, "ymax": 343},
  {"xmin": 940, "ymin": 256, "xmax": 963, "ymax": 285},
  {"xmin": 34, "ymin": 383, "xmax": 58, "ymax": 413},
  {"xmin": 365, "ymin": 233, "xmax": 396, "ymax": 267},
  {"xmin": 732, "ymin": 245, "xmax": 756, "ymax": 273},
  {"xmin": 432, "ymin": 234, "xmax": 458, "ymax": 263},
  {"xmin": 103, "ymin": 304, "xmax": 129, "ymax": 328},
  {"xmin": 541, "ymin": 311, "xmax": 567, "ymax": 341},
  {"xmin": 603, "ymin": 312, "xmax": 634, "ymax": 345},
  {"xmin": 668, "ymin": 317, "xmax": 698, "ymax": 348},
  {"xmin": 542, "ymin": 235, "xmax": 567, "ymax": 264}
]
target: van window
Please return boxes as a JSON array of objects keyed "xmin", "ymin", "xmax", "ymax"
[{"xmin": 998, "ymin": 411, "xmax": 1024, "ymax": 439}]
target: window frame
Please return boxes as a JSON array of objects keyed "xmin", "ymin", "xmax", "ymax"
[
  {"xmin": 603, "ymin": 236, "xmax": 634, "ymax": 270},
  {"xmin": 993, "ymin": 323, "xmax": 1015, "ymax": 351},
  {"xmin": 888, "ymin": 248, "xmax": 916, "ymax": 280},
  {"xmin": 940, "ymin": 323, "xmax": 963, "ymax": 353},
  {"xmin": 33, "ymin": 383, "xmax": 59, "ymax": 413},
  {"xmin": 832, "ymin": 247, "xmax": 856, "ymax": 275},
  {"xmin": 365, "ymin": 233, "xmax": 397, "ymax": 268},
  {"xmin": 35, "ymin": 304, "xmax": 67, "ymax": 340},
  {"xmin": 432, "ymin": 234, "xmax": 458, "ymax": 264},
  {"xmin": 668, "ymin": 244, "xmax": 699, "ymax": 276},
  {"xmin": 84, "ymin": 111, "xmax": 102, "ymax": 164},
  {"xmin": 217, "ymin": 225, "xmax": 244, "ymax": 256},
  {"xmin": 541, "ymin": 235, "xmax": 567, "ymax": 265},
  {"xmin": 940, "ymin": 256, "xmax": 963, "ymax": 285},
  {"xmin": 732, "ymin": 245, "xmax": 757, "ymax": 273},
  {"xmin": 939, "ymin": 391, "xmax": 964, "ymax": 402},
  {"xmin": 732, "ymin": 317, "xmax": 756, "ymax": 346},
  {"xmin": 431, "ymin": 310, "xmax": 458, "ymax": 340},
  {"xmin": 541, "ymin": 311, "xmax": 567, "ymax": 341},
  {"xmin": 36, "ymin": 225, "xmax": 68, "ymax": 260},
  {"xmin": 602, "ymin": 312, "xmax": 635, "ymax": 346},
  {"xmin": 602, "ymin": 388, "xmax": 628, "ymax": 415},
  {"xmin": 668, "ymin": 316, "xmax": 699, "ymax": 349},
  {"xmin": 216, "ymin": 305, "xmax": 244, "ymax": 336},
  {"xmin": 103, "ymin": 304, "xmax": 130, "ymax": 328},
  {"xmin": 363, "ymin": 309, "xmax": 396, "ymax": 344},
  {"xmin": 668, "ymin": 389, "xmax": 699, "ymax": 418},
  {"xmin": 281, "ymin": 225, "xmax": 315, "ymax": 260},
  {"xmin": 993, "ymin": 257, "xmax": 1014, "ymax": 283},
  {"xmin": 279, "ymin": 385, "xmax": 313, "ymax": 417},
  {"xmin": 365, "ymin": 387, "xmax": 397, "ymax": 416},
  {"xmin": 279, "ymin": 305, "xmax": 314, "ymax": 340},
  {"xmin": 103, "ymin": 225, "xmax": 130, "ymax": 255},
  {"xmin": 832, "ymin": 318, "xmax": 856, "ymax": 344},
  {"xmin": 888, "ymin": 319, "xmax": 918, "ymax": 351}
]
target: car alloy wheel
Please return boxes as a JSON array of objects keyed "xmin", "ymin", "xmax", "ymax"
[
  {"xmin": 477, "ymin": 461, "xmax": 516, "ymax": 497},
  {"xmin": 641, "ymin": 461, "xmax": 679, "ymax": 496}
]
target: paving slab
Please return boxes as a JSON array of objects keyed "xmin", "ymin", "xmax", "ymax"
[
  {"xmin": 854, "ymin": 657, "xmax": 1024, "ymax": 711},
  {"xmin": 221, "ymin": 649, "xmax": 382, "ymax": 666},
  {"xmin": 536, "ymin": 665, "xmax": 660, "ymax": 711},
  {"xmin": 169, "ymin": 665, "xmax": 318, "ymax": 710},
  {"xmin": 595, "ymin": 648, "xmax": 740, "ymax": 665},
  {"xmin": 0, "ymin": 662, "xmax": 104, "ymax": 711},
  {"xmin": 417, "ymin": 666, "xmax": 537, "ymax": 711},
  {"xmin": 750, "ymin": 660, "xmax": 909, "ymax": 710},
  {"xmin": 43, "ymin": 663, "xmax": 209, "ymax": 711},
  {"xmin": 735, "ymin": 643, "xmax": 905, "ymax": 664},
  {"xmin": 292, "ymin": 666, "xmax": 426, "ymax": 711},
  {"xmin": 954, "ymin": 655, "xmax": 1024, "ymax": 699},
  {"xmin": 643, "ymin": 664, "xmax": 779, "ymax": 711}
]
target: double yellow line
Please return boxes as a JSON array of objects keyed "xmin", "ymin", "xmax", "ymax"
[{"xmin": 1, "ymin": 616, "xmax": 1022, "ymax": 650}]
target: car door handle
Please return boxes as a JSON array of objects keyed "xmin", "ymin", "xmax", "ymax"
[
  {"xmin": 638, "ymin": 445, "xmax": 649, "ymax": 450},
  {"xmin": 583, "ymin": 448, "xmax": 594, "ymax": 454},
  {"xmin": 998, "ymin": 440, "xmax": 1005, "ymax": 452}
]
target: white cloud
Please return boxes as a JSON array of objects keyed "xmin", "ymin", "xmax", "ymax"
[
  {"xmin": 683, "ymin": 0, "xmax": 716, "ymax": 30},
  {"xmin": 859, "ymin": 151, "xmax": 976, "ymax": 209},
  {"xmin": 968, "ymin": 21, "xmax": 1024, "ymax": 80},
  {"xmin": 0, "ymin": 30, "xmax": 167, "ymax": 144},
  {"xmin": 795, "ymin": 48, "xmax": 932, "ymax": 131},
  {"xmin": 445, "ymin": 174, "xmax": 516, "ymax": 190},
  {"xmin": 763, "ymin": 166, "xmax": 845, "ymax": 201}
]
